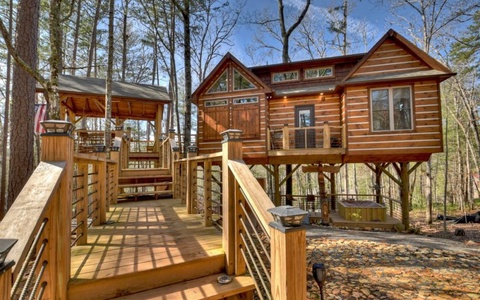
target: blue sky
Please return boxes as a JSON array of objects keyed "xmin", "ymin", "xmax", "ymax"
[{"xmin": 229, "ymin": 0, "xmax": 399, "ymax": 65}]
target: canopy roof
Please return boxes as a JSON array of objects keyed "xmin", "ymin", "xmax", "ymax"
[{"xmin": 36, "ymin": 75, "xmax": 170, "ymax": 121}]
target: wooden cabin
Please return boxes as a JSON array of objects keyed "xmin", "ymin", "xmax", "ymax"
[{"xmin": 192, "ymin": 29, "xmax": 455, "ymax": 228}]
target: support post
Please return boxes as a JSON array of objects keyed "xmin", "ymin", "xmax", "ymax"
[
  {"xmin": 282, "ymin": 125, "xmax": 289, "ymax": 150},
  {"xmin": 221, "ymin": 129, "xmax": 243, "ymax": 275},
  {"xmin": 270, "ymin": 224, "xmax": 306, "ymax": 299},
  {"xmin": 273, "ymin": 164, "xmax": 281, "ymax": 206},
  {"xmin": 330, "ymin": 172, "xmax": 336, "ymax": 211},
  {"xmin": 40, "ymin": 121, "xmax": 74, "ymax": 300},
  {"xmin": 400, "ymin": 162, "xmax": 410, "ymax": 230},
  {"xmin": 97, "ymin": 153, "xmax": 107, "ymax": 223}
]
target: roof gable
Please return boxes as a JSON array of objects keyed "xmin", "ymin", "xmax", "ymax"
[
  {"xmin": 342, "ymin": 29, "xmax": 454, "ymax": 85},
  {"xmin": 192, "ymin": 53, "xmax": 271, "ymax": 103}
]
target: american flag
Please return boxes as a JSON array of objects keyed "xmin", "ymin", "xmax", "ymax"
[{"xmin": 34, "ymin": 103, "xmax": 47, "ymax": 133}]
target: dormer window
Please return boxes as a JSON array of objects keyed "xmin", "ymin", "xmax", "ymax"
[
  {"xmin": 208, "ymin": 70, "xmax": 228, "ymax": 93},
  {"xmin": 233, "ymin": 69, "xmax": 255, "ymax": 90},
  {"xmin": 272, "ymin": 71, "xmax": 299, "ymax": 83},
  {"xmin": 305, "ymin": 67, "xmax": 333, "ymax": 79}
]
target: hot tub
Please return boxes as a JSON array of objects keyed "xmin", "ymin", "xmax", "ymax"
[{"xmin": 338, "ymin": 200, "xmax": 386, "ymax": 222}]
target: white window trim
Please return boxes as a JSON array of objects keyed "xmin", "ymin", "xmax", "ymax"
[
  {"xmin": 370, "ymin": 86, "xmax": 413, "ymax": 132},
  {"xmin": 204, "ymin": 99, "xmax": 228, "ymax": 107},
  {"xmin": 233, "ymin": 96, "xmax": 259, "ymax": 105},
  {"xmin": 271, "ymin": 70, "xmax": 300, "ymax": 83},
  {"xmin": 304, "ymin": 66, "xmax": 334, "ymax": 79}
]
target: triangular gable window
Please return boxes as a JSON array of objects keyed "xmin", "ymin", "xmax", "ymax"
[
  {"xmin": 208, "ymin": 70, "xmax": 228, "ymax": 93},
  {"xmin": 233, "ymin": 69, "xmax": 255, "ymax": 91}
]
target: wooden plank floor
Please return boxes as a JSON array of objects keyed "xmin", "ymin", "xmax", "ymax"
[{"xmin": 71, "ymin": 199, "xmax": 223, "ymax": 281}]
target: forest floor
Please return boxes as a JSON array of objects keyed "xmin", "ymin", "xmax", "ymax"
[{"xmin": 304, "ymin": 209, "xmax": 480, "ymax": 299}]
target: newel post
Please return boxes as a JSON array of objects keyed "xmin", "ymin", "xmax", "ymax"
[
  {"xmin": 40, "ymin": 120, "xmax": 74, "ymax": 300},
  {"xmin": 221, "ymin": 129, "xmax": 243, "ymax": 275},
  {"xmin": 269, "ymin": 208, "xmax": 307, "ymax": 300}
]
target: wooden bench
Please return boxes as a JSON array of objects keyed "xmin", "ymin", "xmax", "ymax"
[{"xmin": 112, "ymin": 274, "xmax": 255, "ymax": 300}]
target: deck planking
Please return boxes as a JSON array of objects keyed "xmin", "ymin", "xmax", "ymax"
[{"xmin": 70, "ymin": 199, "xmax": 223, "ymax": 281}]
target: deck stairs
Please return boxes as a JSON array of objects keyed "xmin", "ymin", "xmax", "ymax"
[
  {"xmin": 67, "ymin": 253, "xmax": 256, "ymax": 299},
  {"xmin": 117, "ymin": 167, "xmax": 173, "ymax": 201}
]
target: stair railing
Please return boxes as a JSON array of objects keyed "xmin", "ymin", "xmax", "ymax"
[
  {"xmin": 0, "ymin": 123, "xmax": 119, "ymax": 299},
  {"xmin": 221, "ymin": 129, "xmax": 307, "ymax": 300}
]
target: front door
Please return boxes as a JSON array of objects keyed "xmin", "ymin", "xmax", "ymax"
[{"xmin": 295, "ymin": 105, "xmax": 315, "ymax": 148}]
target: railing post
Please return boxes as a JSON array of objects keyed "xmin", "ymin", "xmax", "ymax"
[
  {"xmin": 221, "ymin": 129, "xmax": 243, "ymax": 275},
  {"xmin": 282, "ymin": 124, "xmax": 289, "ymax": 150},
  {"xmin": 203, "ymin": 159, "xmax": 213, "ymax": 227},
  {"xmin": 270, "ymin": 223, "xmax": 307, "ymax": 299},
  {"xmin": 323, "ymin": 121, "xmax": 331, "ymax": 148},
  {"xmin": 40, "ymin": 120, "xmax": 74, "ymax": 300},
  {"xmin": 77, "ymin": 164, "xmax": 89, "ymax": 245},
  {"xmin": 97, "ymin": 153, "xmax": 108, "ymax": 223},
  {"xmin": 0, "ymin": 260, "xmax": 14, "ymax": 300},
  {"xmin": 109, "ymin": 151, "xmax": 119, "ymax": 204},
  {"xmin": 186, "ymin": 146, "xmax": 198, "ymax": 214}
]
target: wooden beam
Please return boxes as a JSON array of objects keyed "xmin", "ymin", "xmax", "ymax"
[
  {"xmin": 302, "ymin": 165, "xmax": 341, "ymax": 173},
  {"xmin": 408, "ymin": 161, "xmax": 423, "ymax": 175},
  {"xmin": 279, "ymin": 164, "xmax": 300, "ymax": 186}
]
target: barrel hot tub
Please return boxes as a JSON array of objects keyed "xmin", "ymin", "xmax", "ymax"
[{"xmin": 338, "ymin": 200, "xmax": 386, "ymax": 222}]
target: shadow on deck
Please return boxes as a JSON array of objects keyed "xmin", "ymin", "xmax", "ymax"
[{"xmin": 69, "ymin": 199, "xmax": 224, "ymax": 299}]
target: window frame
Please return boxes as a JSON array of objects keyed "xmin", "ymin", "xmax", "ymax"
[
  {"xmin": 271, "ymin": 70, "xmax": 299, "ymax": 83},
  {"xmin": 204, "ymin": 99, "xmax": 228, "ymax": 107},
  {"xmin": 232, "ymin": 96, "xmax": 259, "ymax": 105},
  {"xmin": 370, "ymin": 85, "xmax": 414, "ymax": 132},
  {"xmin": 233, "ymin": 69, "xmax": 256, "ymax": 91},
  {"xmin": 207, "ymin": 70, "xmax": 228, "ymax": 94},
  {"xmin": 304, "ymin": 66, "xmax": 334, "ymax": 80}
]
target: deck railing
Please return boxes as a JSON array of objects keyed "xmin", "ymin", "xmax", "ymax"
[
  {"xmin": 268, "ymin": 122, "xmax": 345, "ymax": 151},
  {"xmin": 0, "ymin": 126, "xmax": 117, "ymax": 299},
  {"xmin": 174, "ymin": 129, "xmax": 307, "ymax": 299}
]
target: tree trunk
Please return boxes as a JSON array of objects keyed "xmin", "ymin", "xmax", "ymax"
[
  {"xmin": 7, "ymin": 0, "xmax": 40, "ymax": 206},
  {"xmin": 0, "ymin": 0, "xmax": 13, "ymax": 219},
  {"xmin": 105, "ymin": 0, "xmax": 114, "ymax": 159}
]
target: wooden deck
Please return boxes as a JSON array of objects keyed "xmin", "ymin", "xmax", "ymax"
[
  {"xmin": 69, "ymin": 199, "xmax": 224, "ymax": 299},
  {"xmin": 329, "ymin": 211, "xmax": 401, "ymax": 230}
]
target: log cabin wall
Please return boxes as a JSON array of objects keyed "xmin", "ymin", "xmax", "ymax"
[
  {"xmin": 343, "ymin": 34, "xmax": 445, "ymax": 163},
  {"xmin": 196, "ymin": 61, "xmax": 269, "ymax": 163}
]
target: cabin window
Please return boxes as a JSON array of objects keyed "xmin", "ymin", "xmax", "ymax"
[
  {"xmin": 371, "ymin": 86, "xmax": 412, "ymax": 131},
  {"xmin": 205, "ymin": 99, "xmax": 228, "ymax": 107},
  {"xmin": 305, "ymin": 67, "xmax": 333, "ymax": 79},
  {"xmin": 208, "ymin": 70, "xmax": 228, "ymax": 93},
  {"xmin": 233, "ymin": 97, "xmax": 258, "ymax": 104},
  {"xmin": 272, "ymin": 71, "xmax": 299, "ymax": 83},
  {"xmin": 233, "ymin": 69, "xmax": 255, "ymax": 90}
]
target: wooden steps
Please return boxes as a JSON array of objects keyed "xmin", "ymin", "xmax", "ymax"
[
  {"xmin": 118, "ymin": 168, "xmax": 173, "ymax": 201},
  {"xmin": 111, "ymin": 274, "xmax": 255, "ymax": 300},
  {"xmin": 68, "ymin": 255, "xmax": 226, "ymax": 300}
]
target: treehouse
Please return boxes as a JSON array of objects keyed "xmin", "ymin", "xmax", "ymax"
[
  {"xmin": 191, "ymin": 29, "xmax": 455, "ymax": 228},
  {"xmin": 0, "ymin": 29, "xmax": 456, "ymax": 300}
]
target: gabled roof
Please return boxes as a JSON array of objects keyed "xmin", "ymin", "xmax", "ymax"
[
  {"xmin": 192, "ymin": 52, "xmax": 272, "ymax": 103},
  {"xmin": 341, "ymin": 29, "xmax": 455, "ymax": 85},
  {"xmin": 37, "ymin": 75, "xmax": 170, "ymax": 102}
]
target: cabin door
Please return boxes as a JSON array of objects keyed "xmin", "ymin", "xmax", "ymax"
[{"xmin": 295, "ymin": 105, "xmax": 315, "ymax": 148}]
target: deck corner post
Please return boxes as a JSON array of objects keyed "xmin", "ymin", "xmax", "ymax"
[
  {"xmin": 400, "ymin": 162, "xmax": 410, "ymax": 230},
  {"xmin": 323, "ymin": 121, "xmax": 331, "ymax": 148},
  {"xmin": 221, "ymin": 129, "xmax": 243, "ymax": 276},
  {"xmin": 40, "ymin": 121, "xmax": 74, "ymax": 300},
  {"xmin": 270, "ymin": 223, "xmax": 307, "ymax": 300}
]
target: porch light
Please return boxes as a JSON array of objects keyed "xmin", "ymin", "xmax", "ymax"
[
  {"xmin": 312, "ymin": 262, "xmax": 327, "ymax": 300},
  {"xmin": 187, "ymin": 146, "xmax": 198, "ymax": 153},
  {"xmin": 268, "ymin": 205, "xmax": 308, "ymax": 227},
  {"xmin": 0, "ymin": 239, "xmax": 17, "ymax": 266},
  {"xmin": 221, "ymin": 129, "xmax": 243, "ymax": 142},
  {"xmin": 41, "ymin": 120, "xmax": 75, "ymax": 136}
]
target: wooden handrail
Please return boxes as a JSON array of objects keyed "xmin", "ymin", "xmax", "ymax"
[
  {"xmin": 228, "ymin": 159, "xmax": 274, "ymax": 234},
  {"xmin": 0, "ymin": 161, "xmax": 66, "ymax": 273}
]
